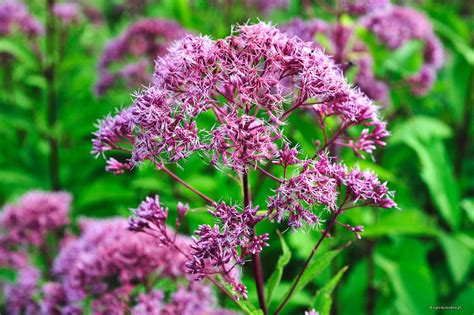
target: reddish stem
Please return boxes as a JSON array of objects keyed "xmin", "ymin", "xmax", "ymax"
[
  {"xmin": 243, "ymin": 173, "xmax": 267, "ymax": 314},
  {"xmin": 159, "ymin": 164, "xmax": 215, "ymax": 204},
  {"xmin": 274, "ymin": 208, "xmax": 342, "ymax": 315}
]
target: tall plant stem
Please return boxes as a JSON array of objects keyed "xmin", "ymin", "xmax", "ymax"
[
  {"xmin": 243, "ymin": 173, "xmax": 267, "ymax": 314},
  {"xmin": 274, "ymin": 209, "xmax": 341, "ymax": 315},
  {"xmin": 455, "ymin": 64, "xmax": 474, "ymax": 177},
  {"xmin": 46, "ymin": 0, "xmax": 60, "ymax": 190}
]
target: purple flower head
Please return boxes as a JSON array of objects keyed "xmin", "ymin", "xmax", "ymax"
[
  {"xmin": 305, "ymin": 310, "xmax": 320, "ymax": 315},
  {"xmin": 345, "ymin": 167, "xmax": 396, "ymax": 208},
  {"xmin": 52, "ymin": 3, "xmax": 80, "ymax": 25},
  {"xmin": 105, "ymin": 157, "xmax": 133, "ymax": 174},
  {"xmin": 41, "ymin": 282, "xmax": 72, "ymax": 315},
  {"xmin": 52, "ymin": 217, "xmax": 203, "ymax": 311},
  {"xmin": 0, "ymin": 191, "xmax": 71, "ymax": 246},
  {"xmin": 0, "ymin": 0, "xmax": 43, "ymax": 37},
  {"xmin": 268, "ymin": 153, "xmax": 396, "ymax": 228},
  {"xmin": 94, "ymin": 22, "xmax": 389, "ymax": 172},
  {"xmin": 207, "ymin": 0, "xmax": 288, "ymax": 15},
  {"xmin": 186, "ymin": 202, "xmax": 267, "ymax": 298},
  {"xmin": 342, "ymin": 0, "xmax": 390, "ymax": 15},
  {"xmin": 95, "ymin": 19, "xmax": 187, "ymax": 95},
  {"xmin": 3, "ymin": 263, "xmax": 41, "ymax": 315},
  {"xmin": 92, "ymin": 106, "xmax": 134, "ymax": 157},
  {"xmin": 363, "ymin": 6, "xmax": 444, "ymax": 95},
  {"xmin": 132, "ymin": 289, "xmax": 164, "ymax": 314},
  {"xmin": 252, "ymin": 0, "xmax": 288, "ymax": 14},
  {"xmin": 281, "ymin": 19, "xmax": 390, "ymax": 105}
]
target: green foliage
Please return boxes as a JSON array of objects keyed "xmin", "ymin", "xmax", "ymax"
[
  {"xmin": 280, "ymin": 245, "xmax": 345, "ymax": 306},
  {"xmin": 265, "ymin": 231, "xmax": 292, "ymax": 306},
  {"xmin": 0, "ymin": 0, "xmax": 473, "ymax": 313},
  {"xmin": 392, "ymin": 117, "xmax": 461, "ymax": 229},
  {"xmin": 312, "ymin": 266, "xmax": 348, "ymax": 315}
]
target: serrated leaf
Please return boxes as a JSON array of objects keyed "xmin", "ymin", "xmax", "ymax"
[
  {"xmin": 312, "ymin": 266, "xmax": 348, "ymax": 315},
  {"xmin": 265, "ymin": 231, "xmax": 292, "ymax": 305}
]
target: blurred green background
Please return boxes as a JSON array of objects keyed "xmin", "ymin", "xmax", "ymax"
[{"xmin": 0, "ymin": 0, "xmax": 473, "ymax": 314}]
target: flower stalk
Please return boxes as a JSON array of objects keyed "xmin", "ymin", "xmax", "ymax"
[{"xmin": 243, "ymin": 173, "xmax": 267, "ymax": 314}]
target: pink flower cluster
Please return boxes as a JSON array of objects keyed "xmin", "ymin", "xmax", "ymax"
[
  {"xmin": 0, "ymin": 191, "xmax": 71, "ymax": 246},
  {"xmin": 93, "ymin": 22, "xmax": 389, "ymax": 174},
  {"xmin": 49, "ymin": 217, "xmax": 229, "ymax": 314},
  {"xmin": 269, "ymin": 153, "xmax": 395, "ymax": 229},
  {"xmin": 281, "ymin": 19, "xmax": 390, "ymax": 105},
  {"xmin": 207, "ymin": 0, "xmax": 288, "ymax": 15},
  {"xmin": 0, "ymin": 191, "xmax": 71, "ymax": 315},
  {"xmin": 342, "ymin": 0, "xmax": 390, "ymax": 15},
  {"xmin": 93, "ymin": 22, "xmax": 397, "ymax": 299},
  {"xmin": 0, "ymin": 0, "xmax": 43, "ymax": 37},
  {"xmin": 52, "ymin": 3, "xmax": 81, "ymax": 25},
  {"xmin": 363, "ymin": 6, "xmax": 444, "ymax": 95},
  {"xmin": 95, "ymin": 19, "xmax": 188, "ymax": 95}
]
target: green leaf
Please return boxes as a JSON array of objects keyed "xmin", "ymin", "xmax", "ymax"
[
  {"xmin": 312, "ymin": 266, "xmax": 348, "ymax": 315},
  {"xmin": 0, "ymin": 39, "xmax": 38, "ymax": 69},
  {"xmin": 404, "ymin": 137, "xmax": 460, "ymax": 229},
  {"xmin": 0, "ymin": 267, "xmax": 17, "ymax": 283},
  {"xmin": 384, "ymin": 40, "xmax": 424, "ymax": 76},
  {"xmin": 375, "ymin": 240, "xmax": 436, "ymax": 315},
  {"xmin": 280, "ymin": 245, "xmax": 346, "ymax": 306},
  {"xmin": 433, "ymin": 20, "xmax": 474, "ymax": 65},
  {"xmin": 461, "ymin": 199, "xmax": 474, "ymax": 223},
  {"xmin": 363, "ymin": 209, "xmax": 437, "ymax": 237},
  {"xmin": 265, "ymin": 231, "xmax": 292, "ymax": 305},
  {"xmin": 391, "ymin": 116, "xmax": 452, "ymax": 144},
  {"xmin": 438, "ymin": 232, "xmax": 472, "ymax": 285}
]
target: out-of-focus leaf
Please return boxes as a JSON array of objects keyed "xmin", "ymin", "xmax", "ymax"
[
  {"xmin": 392, "ymin": 117, "xmax": 460, "ymax": 229},
  {"xmin": 404, "ymin": 137, "xmax": 460, "ymax": 229},
  {"xmin": 0, "ymin": 39, "xmax": 38, "ymax": 69},
  {"xmin": 0, "ymin": 267, "xmax": 17, "ymax": 283},
  {"xmin": 265, "ymin": 231, "xmax": 292, "ymax": 305},
  {"xmin": 338, "ymin": 259, "xmax": 367, "ymax": 315},
  {"xmin": 438, "ymin": 232, "xmax": 472, "ymax": 285},
  {"xmin": 461, "ymin": 199, "xmax": 474, "ymax": 222},
  {"xmin": 280, "ymin": 246, "xmax": 345, "ymax": 306},
  {"xmin": 450, "ymin": 283, "xmax": 474, "ymax": 314},
  {"xmin": 375, "ymin": 240, "xmax": 436, "ymax": 315},
  {"xmin": 312, "ymin": 266, "xmax": 348, "ymax": 315},
  {"xmin": 363, "ymin": 209, "xmax": 437, "ymax": 237},
  {"xmin": 433, "ymin": 20, "xmax": 474, "ymax": 65},
  {"xmin": 384, "ymin": 40, "xmax": 424, "ymax": 76},
  {"xmin": 391, "ymin": 116, "xmax": 452, "ymax": 144}
]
